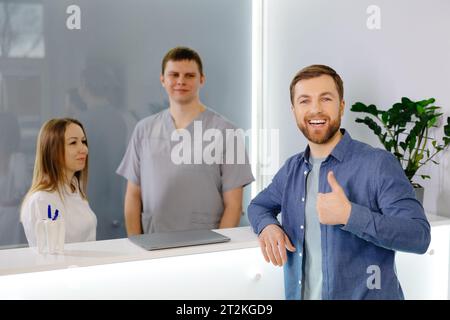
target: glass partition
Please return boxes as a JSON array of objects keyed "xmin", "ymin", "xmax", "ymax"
[{"xmin": 0, "ymin": 0, "xmax": 252, "ymax": 247}]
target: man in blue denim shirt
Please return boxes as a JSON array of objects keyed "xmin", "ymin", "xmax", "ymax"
[{"xmin": 248, "ymin": 65, "xmax": 431, "ymax": 300}]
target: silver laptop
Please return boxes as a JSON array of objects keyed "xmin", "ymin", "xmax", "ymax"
[{"xmin": 128, "ymin": 229, "xmax": 231, "ymax": 250}]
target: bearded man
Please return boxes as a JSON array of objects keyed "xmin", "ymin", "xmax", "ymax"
[{"xmin": 248, "ymin": 64, "xmax": 430, "ymax": 300}]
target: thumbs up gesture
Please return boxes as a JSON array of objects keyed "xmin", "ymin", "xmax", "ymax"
[{"xmin": 316, "ymin": 171, "xmax": 352, "ymax": 225}]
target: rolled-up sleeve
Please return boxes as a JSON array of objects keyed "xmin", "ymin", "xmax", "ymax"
[
  {"xmin": 247, "ymin": 162, "xmax": 289, "ymax": 235},
  {"xmin": 116, "ymin": 124, "xmax": 142, "ymax": 186},
  {"xmin": 221, "ymin": 128, "xmax": 254, "ymax": 192}
]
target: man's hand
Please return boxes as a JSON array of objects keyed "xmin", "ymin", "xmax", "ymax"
[
  {"xmin": 316, "ymin": 171, "xmax": 352, "ymax": 225},
  {"xmin": 258, "ymin": 224, "xmax": 296, "ymax": 266}
]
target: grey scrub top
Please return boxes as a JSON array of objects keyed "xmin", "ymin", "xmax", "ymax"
[{"xmin": 116, "ymin": 108, "xmax": 254, "ymax": 234}]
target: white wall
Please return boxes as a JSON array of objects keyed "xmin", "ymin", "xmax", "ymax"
[{"xmin": 263, "ymin": 0, "xmax": 450, "ymax": 216}]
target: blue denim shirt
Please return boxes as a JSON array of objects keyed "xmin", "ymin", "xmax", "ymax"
[{"xmin": 248, "ymin": 130, "xmax": 431, "ymax": 300}]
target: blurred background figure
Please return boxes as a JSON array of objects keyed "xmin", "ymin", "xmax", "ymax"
[
  {"xmin": 68, "ymin": 59, "xmax": 136, "ymax": 240},
  {"xmin": 0, "ymin": 112, "xmax": 29, "ymax": 247},
  {"xmin": 64, "ymin": 87, "xmax": 87, "ymax": 118}
]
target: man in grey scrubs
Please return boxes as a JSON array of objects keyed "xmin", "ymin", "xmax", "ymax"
[{"xmin": 116, "ymin": 47, "xmax": 254, "ymax": 235}]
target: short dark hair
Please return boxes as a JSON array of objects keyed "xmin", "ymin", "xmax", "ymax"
[
  {"xmin": 289, "ymin": 64, "xmax": 344, "ymax": 104},
  {"xmin": 80, "ymin": 60, "xmax": 122, "ymax": 107},
  {"xmin": 161, "ymin": 46, "xmax": 204, "ymax": 76}
]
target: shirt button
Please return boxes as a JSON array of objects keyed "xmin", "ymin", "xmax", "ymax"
[
  {"xmin": 299, "ymin": 252, "xmax": 302, "ymax": 257},
  {"xmin": 300, "ymin": 225, "xmax": 304, "ymax": 230},
  {"xmin": 301, "ymin": 197, "xmax": 305, "ymax": 202},
  {"xmin": 298, "ymin": 280, "xmax": 302, "ymax": 285},
  {"xmin": 304, "ymin": 170, "xmax": 308, "ymax": 175}
]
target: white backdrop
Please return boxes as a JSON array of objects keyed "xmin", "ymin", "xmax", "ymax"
[{"xmin": 262, "ymin": 0, "xmax": 450, "ymax": 216}]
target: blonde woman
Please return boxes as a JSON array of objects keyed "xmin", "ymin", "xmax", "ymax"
[{"xmin": 21, "ymin": 118, "xmax": 97, "ymax": 246}]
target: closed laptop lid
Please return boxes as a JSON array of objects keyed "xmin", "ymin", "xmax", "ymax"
[{"xmin": 128, "ymin": 229, "xmax": 231, "ymax": 251}]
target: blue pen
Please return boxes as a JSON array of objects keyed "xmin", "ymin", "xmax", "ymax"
[
  {"xmin": 53, "ymin": 209, "xmax": 59, "ymax": 221},
  {"xmin": 47, "ymin": 204, "xmax": 59, "ymax": 220}
]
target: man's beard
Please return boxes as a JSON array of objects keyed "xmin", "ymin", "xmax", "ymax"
[{"xmin": 298, "ymin": 116, "xmax": 341, "ymax": 144}]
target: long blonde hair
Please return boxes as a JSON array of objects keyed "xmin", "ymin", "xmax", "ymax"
[{"xmin": 22, "ymin": 118, "xmax": 89, "ymax": 210}]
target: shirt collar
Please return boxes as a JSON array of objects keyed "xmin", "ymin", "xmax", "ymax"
[{"xmin": 302, "ymin": 129, "xmax": 352, "ymax": 164}]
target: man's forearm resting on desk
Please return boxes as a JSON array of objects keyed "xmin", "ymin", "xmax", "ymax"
[{"xmin": 124, "ymin": 181, "xmax": 143, "ymax": 236}]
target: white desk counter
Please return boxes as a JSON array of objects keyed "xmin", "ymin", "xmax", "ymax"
[
  {"xmin": 0, "ymin": 227, "xmax": 284, "ymax": 299},
  {"xmin": 0, "ymin": 227, "xmax": 260, "ymax": 277},
  {"xmin": 0, "ymin": 214, "xmax": 449, "ymax": 299},
  {"xmin": 396, "ymin": 213, "xmax": 450, "ymax": 299}
]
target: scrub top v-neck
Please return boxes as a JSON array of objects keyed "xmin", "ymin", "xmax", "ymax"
[{"xmin": 116, "ymin": 108, "xmax": 254, "ymax": 234}]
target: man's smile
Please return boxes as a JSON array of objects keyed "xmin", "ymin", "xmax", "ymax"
[{"xmin": 307, "ymin": 118, "xmax": 328, "ymax": 128}]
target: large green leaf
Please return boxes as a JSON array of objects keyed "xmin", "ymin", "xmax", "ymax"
[
  {"xmin": 425, "ymin": 106, "xmax": 441, "ymax": 112},
  {"xmin": 416, "ymin": 98, "xmax": 435, "ymax": 107},
  {"xmin": 350, "ymin": 102, "xmax": 367, "ymax": 112},
  {"xmin": 401, "ymin": 97, "xmax": 413, "ymax": 105},
  {"xmin": 351, "ymin": 102, "xmax": 380, "ymax": 116},
  {"xmin": 417, "ymin": 105, "xmax": 425, "ymax": 114},
  {"xmin": 356, "ymin": 117, "xmax": 382, "ymax": 136},
  {"xmin": 428, "ymin": 116, "xmax": 437, "ymax": 128}
]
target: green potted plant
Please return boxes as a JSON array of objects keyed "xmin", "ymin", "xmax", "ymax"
[{"xmin": 350, "ymin": 97, "xmax": 450, "ymax": 203}]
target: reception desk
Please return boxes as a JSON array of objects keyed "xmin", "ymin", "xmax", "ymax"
[
  {"xmin": 0, "ymin": 214, "xmax": 449, "ymax": 299},
  {"xmin": 0, "ymin": 227, "xmax": 284, "ymax": 299}
]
